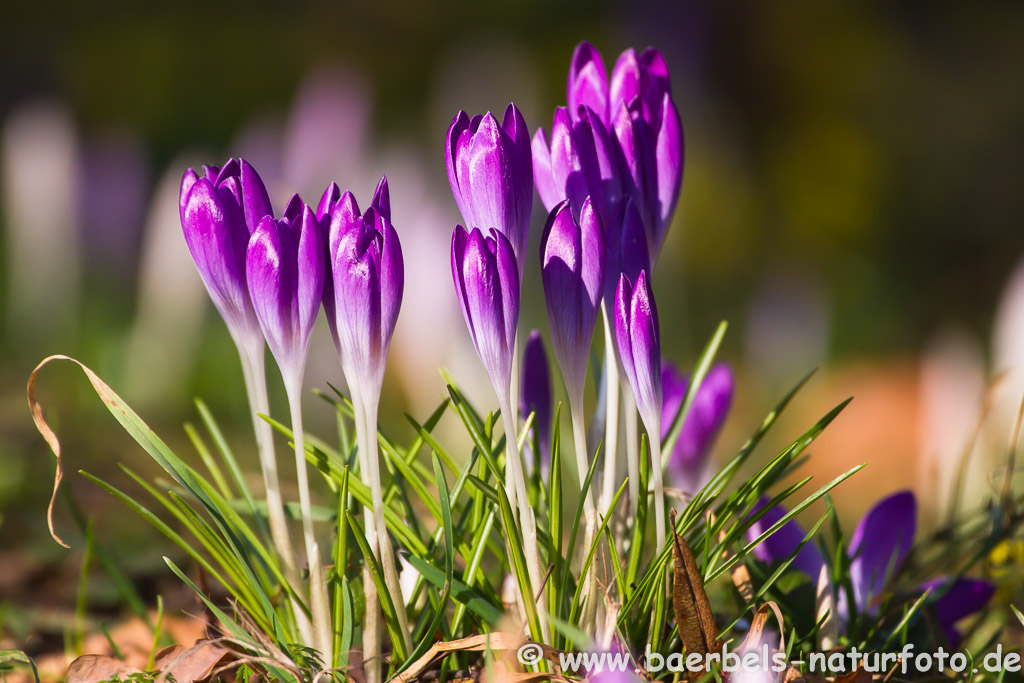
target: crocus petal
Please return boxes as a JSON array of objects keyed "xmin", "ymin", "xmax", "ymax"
[
  {"xmin": 573, "ymin": 106, "xmax": 622, "ymax": 228},
  {"xmin": 568, "ymin": 41, "xmax": 608, "ymax": 124},
  {"xmin": 316, "ymin": 182, "xmax": 342, "ymax": 221},
  {"xmin": 921, "ymin": 577, "xmax": 996, "ymax": 628},
  {"xmin": 333, "ymin": 213, "xmax": 382, "ymax": 385},
  {"xmin": 848, "ymin": 490, "xmax": 917, "ymax": 614},
  {"xmin": 628, "ymin": 270, "xmax": 662, "ymax": 428},
  {"xmin": 371, "ymin": 175, "xmax": 391, "ymax": 221},
  {"xmin": 619, "ymin": 198, "xmax": 651, "ymax": 284},
  {"xmin": 548, "ymin": 108, "xmax": 587, "ymax": 213},
  {"xmin": 493, "ymin": 228, "xmax": 520, "ymax": 365},
  {"xmin": 639, "ymin": 48, "xmax": 672, "ymax": 125},
  {"xmin": 579, "ymin": 197, "xmax": 605, "ymax": 327},
  {"xmin": 610, "ymin": 49, "xmax": 642, "ymax": 123},
  {"xmin": 614, "ymin": 273, "xmax": 636, "ymax": 393},
  {"xmin": 503, "ymin": 102, "xmax": 533, "ymax": 252},
  {"xmin": 179, "ymin": 169, "xmax": 198, "ymax": 225},
  {"xmin": 240, "ymin": 158, "xmax": 274, "ymax": 233},
  {"xmin": 745, "ymin": 497, "xmax": 826, "ymax": 579},
  {"xmin": 457, "ymin": 228, "xmax": 508, "ymax": 391},
  {"xmin": 247, "ymin": 216, "xmax": 298, "ymax": 368},
  {"xmin": 323, "ymin": 190, "xmax": 361, "ymax": 347},
  {"xmin": 653, "ymin": 93, "xmax": 684, "ymax": 255},
  {"xmin": 531, "ymin": 127, "xmax": 560, "ymax": 212},
  {"xmin": 295, "ymin": 204, "xmax": 324, "ymax": 349},
  {"xmin": 445, "ymin": 111, "xmax": 472, "ymax": 222},
  {"xmin": 458, "ymin": 113, "xmax": 507, "ymax": 234},
  {"xmin": 378, "ymin": 210, "xmax": 404, "ymax": 363}
]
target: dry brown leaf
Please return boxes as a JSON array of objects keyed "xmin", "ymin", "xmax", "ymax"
[
  {"xmin": 155, "ymin": 640, "xmax": 230, "ymax": 683},
  {"xmin": 391, "ymin": 633, "xmax": 566, "ymax": 683},
  {"xmin": 66, "ymin": 655, "xmax": 143, "ymax": 683},
  {"xmin": 833, "ymin": 668, "xmax": 873, "ymax": 683},
  {"xmin": 152, "ymin": 644, "xmax": 186, "ymax": 670},
  {"xmin": 670, "ymin": 509, "xmax": 719, "ymax": 682}
]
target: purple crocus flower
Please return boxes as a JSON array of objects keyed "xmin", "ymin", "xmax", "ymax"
[
  {"xmin": 317, "ymin": 176, "xmax": 391, "ymax": 350},
  {"xmin": 451, "ymin": 225, "xmax": 520, "ymax": 398},
  {"xmin": 246, "ymin": 196, "xmax": 324, "ymax": 383},
  {"xmin": 532, "ymin": 105, "xmax": 623, "ymax": 234},
  {"xmin": 445, "ymin": 104, "xmax": 532, "ymax": 274},
  {"xmin": 746, "ymin": 491, "xmax": 994, "ymax": 645},
  {"xmin": 613, "ymin": 270, "xmax": 662, "ymax": 429},
  {"xmin": 180, "ymin": 158, "xmax": 274, "ymax": 350},
  {"xmin": 520, "ymin": 329, "xmax": 553, "ymax": 475},
  {"xmin": 324, "ymin": 179, "xmax": 404, "ymax": 396},
  {"xmin": 540, "ymin": 199, "xmax": 605, "ymax": 401},
  {"xmin": 566, "ymin": 42, "xmax": 683, "ymax": 259},
  {"xmin": 660, "ymin": 361, "xmax": 733, "ymax": 494}
]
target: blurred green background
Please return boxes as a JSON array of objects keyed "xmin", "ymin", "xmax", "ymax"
[{"xmin": 2, "ymin": 0, "xmax": 1023, "ymax": 662}]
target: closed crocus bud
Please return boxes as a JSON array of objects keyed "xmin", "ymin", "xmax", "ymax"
[
  {"xmin": 614, "ymin": 270, "xmax": 662, "ymax": 429},
  {"xmin": 532, "ymin": 106, "xmax": 622, "ymax": 233},
  {"xmin": 445, "ymin": 104, "xmax": 532, "ymax": 273},
  {"xmin": 327, "ymin": 192, "xmax": 404, "ymax": 396},
  {"xmin": 540, "ymin": 199, "xmax": 604, "ymax": 400},
  {"xmin": 180, "ymin": 159, "xmax": 273, "ymax": 349},
  {"xmin": 520, "ymin": 330, "xmax": 553, "ymax": 472},
  {"xmin": 318, "ymin": 177, "xmax": 392, "ymax": 349},
  {"xmin": 245, "ymin": 197, "xmax": 324, "ymax": 383},
  {"xmin": 660, "ymin": 361, "xmax": 733, "ymax": 494},
  {"xmin": 609, "ymin": 48, "xmax": 672, "ymax": 130},
  {"xmin": 451, "ymin": 225, "xmax": 520, "ymax": 398},
  {"xmin": 613, "ymin": 93, "xmax": 683, "ymax": 260}
]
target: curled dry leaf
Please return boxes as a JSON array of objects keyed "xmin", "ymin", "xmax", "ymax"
[
  {"xmin": 391, "ymin": 633, "xmax": 567, "ymax": 683},
  {"xmin": 66, "ymin": 655, "xmax": 143, "ymax": 683},
  {"xmin": 155, "ymin": 640, "xmax": 230, "ymax": 683},
  {"xmin": 670, "ymin": 509, "xmax": 719, "ymax": 683}
]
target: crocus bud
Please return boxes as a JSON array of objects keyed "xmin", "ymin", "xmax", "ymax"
[
  {"xmin": 180, "ymin": 158, "xmax": 274, "ymax": 350},
  {"xmin": 614, "ymin": 270, "xmax": 662, "ymax": 429},
  {"xmin": 326, "ymin": 181, "xmax": 404, "ymax": 396},
  {"xmin": 532, "ymin": 106, "xmax": 622, "ymax": 234},
  {"xmin": 318, "ymin": 176, "xmax": 391, "ymax": 349},
  {"xmin": 445, "ymin": 104, "xmax": 532, "ymax": 273},
  {"xmin": 609, "ymin": 48, "xmax": 672, "ymax": 131},
  {"xmin": 245, "ymin": 197, "xmax": 324, "ymax": 383},
  {"xmin": 660, "ymin": 361, "xmax": 733, "ymax": 494},
  {"xmin": 540, "ymin": 199, "xmax": 604, "ymax": 400},
  {"xmin": 613, "ymin": 94, "xmax": 683, "ymax": 260},
  {"xmin": 451, "ymin": 225, "xmax": 520, "ymax": 398},
  {"xmin": 520, "ymin": 330, "xmax": 553, "ymax": 474}
]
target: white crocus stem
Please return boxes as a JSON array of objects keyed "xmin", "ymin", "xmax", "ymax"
[
  {"xmin": 646, "ymin": 415, "xmax": 666, "ymax": 553},
  {"xmin": 284, "ymin": 377, "xmax": 332, "ymax": 663},
  {"xmin": 361, "ymin": 394, "xmax": 413, "ymax": 652},
  {"xmin": 622, "ymin": 388, "xmax": 641, "ymax": 518},
  {"xmin": 599, "ymin": 309, "xmax": 620, "ymax": 514},
  {"xmin": 499, "ymin": 394, "xmax": 548, "ymax": 641},
  {"xmin": 349, "ymin": 391, "xmax": 382, "ymax": 683},
  {"xmin": 237, "ymin": 343, "xmax": 312, "ymax": 645},
  {"xmin": 569, "ymin": 393, "xmax": 599, "ymax": 634}
]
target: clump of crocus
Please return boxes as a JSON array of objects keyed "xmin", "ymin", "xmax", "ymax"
[
  {"xmin": 321, "ymin": 177, "xmax": 412, "ymax": 672},
  {"xmin": 567, "ymin": 42, "xmax": 683, "ymax": 259},
  {"xmin": 748, "ymin": 491, "xmax": 995, "ymax": 646},
  {"xmin": 179, "ymin": 159, "xmax": 307, "ymax": 638},
  {"xmin": 520, "ymin": 330, "xmax": 553, "ymax": 480},
  {"xmin": 660, "ymin": 361, "xmax": 733, "ymax": 495},
  {"xmin": 245, "ymin": 195, "xmax": 330, "ymax": 660},
  {"xmin": 451, "ymin": 225, "xmax": 546, "ymax": 634},
  {"xmin": 445, "ymin": 104, "xmax": 533, "ymax": 273},
  {"xmin": 614, "ymin": 270, "xmax": 665, "ymax": 550}
]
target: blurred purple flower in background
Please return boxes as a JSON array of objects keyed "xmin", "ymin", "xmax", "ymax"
[
  {"xmin": 660, "ymin": 361, "xmax": 733, "ymax": 494},
  {"xmin": 520, "ymin": 329, "xmax": 553, "ymax": 477},
  {"xmin": 747, "ymin": 491, "xmax": 994, "ymax": 645},
  {"xmin": 445, "ymin": 105, "xmax": 532, "ymax": 273}
]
